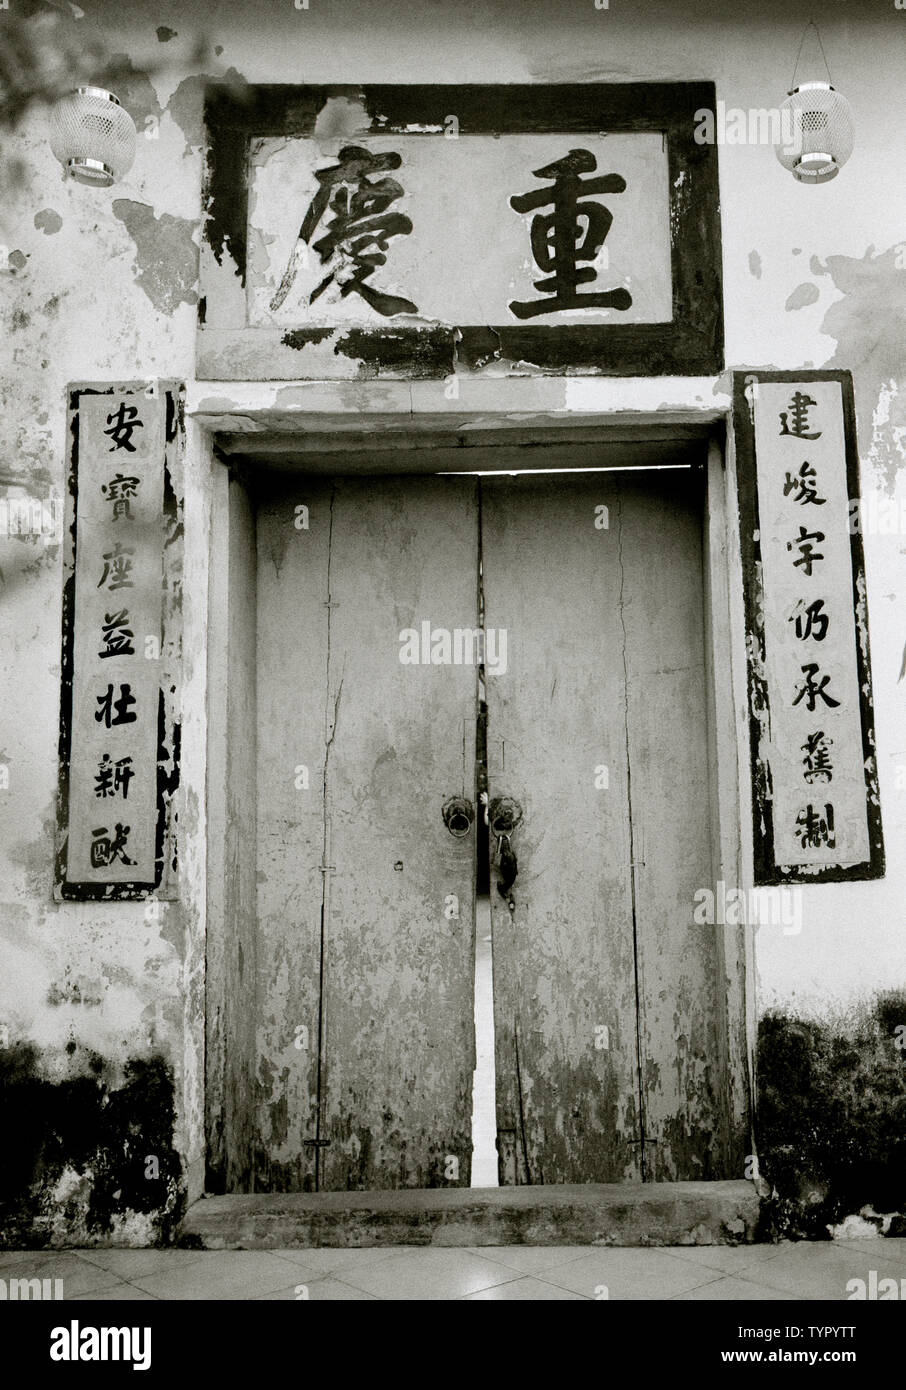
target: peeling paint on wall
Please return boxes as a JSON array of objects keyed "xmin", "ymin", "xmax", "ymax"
[
  {"xmin": 784, "ymin": 281, "xmax": 819, "ymax": 311},
  {"xmin": 814, "ymin": 246, "xmax": 906, "ymax": 496},
  {"xmin": 312, "ymin": 94, "xmax": 371, "ymax": 150},
  {"xmin": 166, "ymin": 73, "xmax": 215, "ymax": 156},
  {"xmin": 111, "ymin": 201, "xmax": 199, "ymax": 313},
  {"xmin": 105, "ymin": 55, "xmax": 164, "ymax": 136},
  {"xmin": 33, "ymin": 210, "xmax": 62, "ymax": 236}
]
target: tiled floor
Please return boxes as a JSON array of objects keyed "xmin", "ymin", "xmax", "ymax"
[{"xmin": 2, "ymin": 1238, "xmax": 904, "ymax": 1301}]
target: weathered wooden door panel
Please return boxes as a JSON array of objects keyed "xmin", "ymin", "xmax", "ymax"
[
  {"xmin": 253, "ymin": 464, "xmax": 727, "ymax": 1193},
  {"xmin": 482, "ymin": 471, "xmax": 727, "ymax": 1183},
  {"xmin": 256, "ymin": 477, "xmax": 330, "ymax": 1191},
  {"xmin": 481, "ymin": 475, "xmax": 644, "ymax": 1184},
  {"xmin": 619, "ymin": 474, "xmax": 729, "ymax": 1180},
  {"xmin": 256, "ymin": 476, "xmax": 479, "ymax": 1190}
]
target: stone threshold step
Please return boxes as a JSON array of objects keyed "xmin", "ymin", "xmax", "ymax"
[{"xmin": 180, "ymin": 1180, "xmax": 759, "ymax": 1249}]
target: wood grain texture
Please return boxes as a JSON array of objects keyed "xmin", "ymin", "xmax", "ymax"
[
  {"xmin": 256, "ymin": 476, "xmax": 479, "ymax": 1189},
  {"xmin": 253, "ymin": 467, "xmax": 730, "ymax": 1190},
  {"xmin": 482, "ymin": 471, "xmax": 728, "ymax": 1183},
  {"xmin": 255, "ymin": 476, "xmax": 330, "ymax": 1191},
  {"xmin": 206, "ymin": 470, "xmax": 259, "ymax": 1192},
  {"xmin": 618, "ymin": 472, "xmax": 729, "ymax": 1179},
  {"xmin": 481, "ymin": 474, "xmax": 643, "ymax": 1183}
]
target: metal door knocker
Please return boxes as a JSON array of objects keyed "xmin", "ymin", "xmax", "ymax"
[
  {"xmin": 489, "ymin": 797, "xmax": 523, "ymax": 911},
  {"xmin": 442, "ymin": 796, "xmax": 475, "ymax": 838}
]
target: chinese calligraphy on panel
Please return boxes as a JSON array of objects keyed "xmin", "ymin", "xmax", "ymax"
[
  {"xmin": 752, "ymin": 380, "xmax": 872, "ymax": 871},
  {"xmin": 64, "ymin": 389, "xmax": 165, "ymax": 887},
  {"xmin": 250, "ymin": 133, "xmax": 670, "ymax": 328}
]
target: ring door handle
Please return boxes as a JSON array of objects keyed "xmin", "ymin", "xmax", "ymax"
[
  {"xmin": 495, "ymin": 833, "xmax": 518, "ymax": 910},
  {"xmin": 489, "ymin": 797, "xmax": 523, "ymax": 911},
  {"xmin": 443, "ymin": 796, "xmax": 475, "ymax": 838}
]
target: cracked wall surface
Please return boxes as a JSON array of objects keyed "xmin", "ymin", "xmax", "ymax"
[{"xmin": 0, "ymin": 0, "xmax": 904, "ymax": 1239}]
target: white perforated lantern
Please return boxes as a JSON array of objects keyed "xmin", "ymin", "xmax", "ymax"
[
  {"xmin": 49, "ymin": 87, "xmax": 136, "ymax": 187},
  {"xmin": 775, "ymin": 81, "xmax": 854, "ymax": 184}
]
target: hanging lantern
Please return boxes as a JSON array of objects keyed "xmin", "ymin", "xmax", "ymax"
[
  {"xmin": 776, "ymin": 81, "xmax": 855, "ymax": 184},
  {"xmin": 776, "ymin": 23, "xmax": 854, "ymax": 184},
  {"xmin": 48, "ymin": 86, "xmax": 136, "ymax": 187}
]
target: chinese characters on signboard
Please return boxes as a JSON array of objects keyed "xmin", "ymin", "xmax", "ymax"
[
  {"xmin": 251, "ymin": 133, "xmax": 671, "ymax": 329},
  {"xmin": 57, "ymin": 384, "xmax": 181, "ymax": 897},
  {"xmin": 199, "ymin": 84, "xmax": 724, "ymax": 379},
  {"xmin": 736, "ymin": 373, "xmax": 883, "ymax": 883}
]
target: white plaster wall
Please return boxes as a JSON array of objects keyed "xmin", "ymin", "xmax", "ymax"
[{"xmin": 0, "ymin": 0, "xmax": 904, "ymax": 1208}]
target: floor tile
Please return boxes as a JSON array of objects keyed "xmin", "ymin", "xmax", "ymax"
[
  {"xmin": 538, "ymin": 1248, "xmax": 718, "ymax": 1300},
  {"xmin": 336, "ymin": 1248, "xmax": 520, "ymax": 1300},
  {"xmin": 0, "ymin": 1250, "xmax": 45, "ymax": 1270},
  {"xmin": 74, "ymin": 1247, "xmax": 211, "ymax": 1280},
  {"xmin": 463, "ymin": 1275, "xmax": 590, "ymax": 1300},
  {"xmin": 672, "ymin": 1276, "xmax": 804, "ymax": 1301},
  {"xmin": 0, "ymin": 1252, "xmax": 125, "ymax": 1298},
  {"xmin": 255, "ymin": 1279, "xmax": 380, "ymax": 1300},
  {"xmin": 270, "ymin": 1246, "xmax": 413, "ymax": 1277},
  {"xmin": 743, "ymin": 1243, "xmax": 906, "ymax": 1301},
  {"xmin": 69, "ymin": 1283, "xmax": 160, "ymax": 1301},
  {"xmin": 3, "ymin": 1240, "xmax": 900, "ymax": 1300},
  {"xmin": 464, "ymin": 1245, "xmax": 596, "ymax": 1275},
  {"xmin": 131, "ymin": 1251, "xmax": 314, "ymax": 1301},
  {"xmin": 663, "ymin": 1243, "xmax": 787, "ymax": 1275},
  {"xmin": 835, "ymin": 1236, "xmax": 906, "ymax": 1260}
]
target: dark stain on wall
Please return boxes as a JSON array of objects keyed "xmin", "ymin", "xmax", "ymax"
[
  {"xmin": 0, "ymin": 1042, "xmax": 183, "ymax": 1248},
  {"xmin": 281, "ymin": 327, "xmax": 334, "ymax": 350},
  {"xmin": 457, "ymin": 326, "xmax": 501, "ymax": 371},
  {"xmin": 755, "ymin": 998, "xmax": 906, "ymax": 1239},
  {"xmin": 334, "ymin": 327, "xmax": 455, "ymax": 378}
]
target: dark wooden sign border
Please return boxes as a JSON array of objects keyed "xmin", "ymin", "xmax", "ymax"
[
  {"xmin": 55, "ymin": 382, "xmax": 182, "ymax": 901},
  {"xmin": 201, "ymin": 82, "xmax": 723, "ymax": 378},
  {"xmin": 733, "ymin": 369, "xmax": 884, "ymax": 885}
]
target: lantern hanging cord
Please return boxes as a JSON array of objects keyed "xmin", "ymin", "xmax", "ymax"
[{"xmin": 790, "ymin": 20, "xmax": 834, "ymax": 90}]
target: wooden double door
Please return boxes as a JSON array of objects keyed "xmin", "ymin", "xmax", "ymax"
[{"xmin": 253, "ymin": 468, "xmax": 730, "ymax": 1190}]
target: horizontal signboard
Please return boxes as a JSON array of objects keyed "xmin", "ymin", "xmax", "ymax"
[{"xmin": 200, "ymin": 83, "xmax": 723, "ymax": 379}]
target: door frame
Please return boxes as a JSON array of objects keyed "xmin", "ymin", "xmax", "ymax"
[{"xmin": 192, "ymin": 382, "xmax": 756, "ymax": 1194}]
